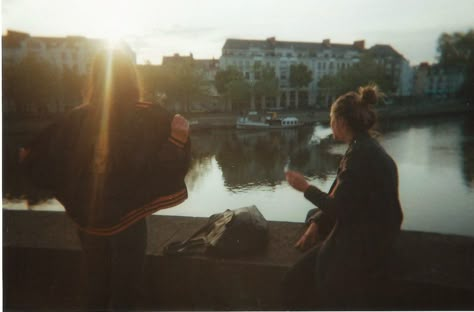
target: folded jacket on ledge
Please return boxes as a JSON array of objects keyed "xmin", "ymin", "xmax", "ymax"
[{"xmin": 21, "ymin": 102, "xmax": 191, "ymax": 235}]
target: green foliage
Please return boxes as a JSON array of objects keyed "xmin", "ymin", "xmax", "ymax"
[
  {"xmin": 163, "ymin": 61, "xmax": 210, "ymax": 112},
  {"xmin": 214, "ymin": 66, "xmax": 244, "ymax": 95},
  {"xmin": 214, "ymin": 66, "xmax": 251, "ymax": 111},
  {"xmin": 227, "ymin": 79, "xmax": 251, "ymax": 107},
  {"xmin": 289, "ymin": 63, "xmax": 313, "ymax": 89},
  {"xmin": 437, "ymin": 29, "xmax": 474, "ymax": 98},
  {"xmin": 2, "ymin": 54, "xmax": 84, "ymax": 113},
  {"xmin": 139, "ymin": 60, "xmax": 210, "ymax": 112},
  {"xmin": 61, "ymin": 67, "xmax": 84, "ymax": 108},
  {"xmin": 253, "ymin": 64, "xmax": 279, "ymax": 98},
  {"xmin": 318, "ymin": 54, "xmax": 394, "ymax": 98},
  {"xmin": 138, "ymin": 62, "xmax": 165, "ymax": 102},
  {"xmin": 437, "ymin": 30, "xmax": 474, "ymax": 66}
]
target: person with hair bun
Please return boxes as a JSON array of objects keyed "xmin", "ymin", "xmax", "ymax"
[{"xmin": 282, "ymin": 85, "xmax": 403, "ymax": 309}]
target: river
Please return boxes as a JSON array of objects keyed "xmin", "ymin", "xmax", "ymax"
[{"xmin": 3, "ymin": 115, "xmax": 474, "ymax": 237}]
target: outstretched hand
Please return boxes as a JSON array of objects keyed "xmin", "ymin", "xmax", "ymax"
[
  {"xmin": 285, "ymin": 170, "xmax": 310, "ymax": 192},
  {"xmin": 171, "ymin": 114, "xmax": 190, "ymax": 143}
]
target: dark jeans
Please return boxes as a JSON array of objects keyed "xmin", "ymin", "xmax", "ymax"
[
  {"xmin": 282, "ymin": 239, "xmax": 393, "ymax": 310},
  {"xmin": 281, "ymin": 245, "xmax": 320, "ymax": 310},
  {"xmin": 78, "ymin": 218, "xmax": 148, "ymax": 311}
]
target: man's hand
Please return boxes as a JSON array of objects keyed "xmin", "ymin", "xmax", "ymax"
[
  {"xmin": 171, "ymin": 114, "xmax": 190, "ymax": 143},
  {"xmin": 295, "ymin": 221, "xmax": 320, "ymax": 251},
  {"xmin": 285, "ymin": 170, "xmax": 310, "ymax": 192}
]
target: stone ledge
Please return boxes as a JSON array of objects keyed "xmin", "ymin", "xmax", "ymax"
[{"xmin": 3, "ymin": 210, "xmax": 474, "ymax": 310}]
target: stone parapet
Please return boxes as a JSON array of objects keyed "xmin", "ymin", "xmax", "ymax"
[{"xmin": 3, "ymin": 210, "xmax": 474, "ymax": 310}]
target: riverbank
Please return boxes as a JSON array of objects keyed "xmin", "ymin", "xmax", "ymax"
[
  {"xmin": 4, "ymin": 100, "xmax": 473, "ymax": 135},
  {"xmin": 3, "ymin": 209, "xmax": 474, "ymax": 310},
  {"xmin": 185, "ymin": 100, "xmax": 474, "ymax": 130}
]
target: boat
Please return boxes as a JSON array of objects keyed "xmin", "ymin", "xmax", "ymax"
[{"xmin": 236, "ymin": 111, "xmax": 304, "ymax": 129}]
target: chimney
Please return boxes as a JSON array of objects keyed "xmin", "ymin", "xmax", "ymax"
[
  {"xmin": 266, "ymin": 36, "xmax": 276, "ymax": 47},
  {"xmin": 322, "ymin": 39, "xmax": 331, "ymax": 47},
  {"xmin": 353, "ymin": 40, "xmax": 365, "ymax": 50},
  {"xmin": 419, "ymin": 62, "xmax": 430, "ymax": 70}
]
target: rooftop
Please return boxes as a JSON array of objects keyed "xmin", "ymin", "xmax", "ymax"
[{"xmin": 223, "ymin": 37, "xmax": 365, "ymax": 53}]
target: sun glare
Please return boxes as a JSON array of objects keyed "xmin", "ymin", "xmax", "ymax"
[{"xmin": 87, "ymin": 0, "xmax": 136, "ymax": 42}]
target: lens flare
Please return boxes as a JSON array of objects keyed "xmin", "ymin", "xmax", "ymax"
[{"xmin": 88, "ymin": 49, "xmax": 114, "ymax": 221}]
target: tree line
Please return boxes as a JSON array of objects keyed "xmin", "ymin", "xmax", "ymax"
[
  {"xmin": 2, "ymin": 53, "xmax": 393, "ymax": 114},
  {"xmin": 3, "ymin": 54, "xmax": 84, "ymax": 114},
  {"xmin": 4, "ymin": 30, "xmax": 471, "ymax": 115},
  {"xmin": 437, "ymin": 29, "xmax": 474, "ymax": 100}
]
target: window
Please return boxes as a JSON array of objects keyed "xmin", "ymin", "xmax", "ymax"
[{"xmin": 255, "ymin": 71, "xmax": 261, "ymax": 80}]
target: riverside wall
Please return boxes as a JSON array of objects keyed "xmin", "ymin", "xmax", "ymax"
[
  {"xmin": 3, "ymin": 209, "xmax": 474, "ymax": 311},
  {"xmin": 4, "ymin": 100, "xmax": 474, "ymax": 135}
]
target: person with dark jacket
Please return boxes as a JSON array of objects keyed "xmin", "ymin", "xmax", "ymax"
[
  {"xmin": 283, "ymin": 85, "xmax": 403, "ymax": 309},
  {"xmin": 20, "ymin": 49, "xmax": 191, "ymax": 311}
]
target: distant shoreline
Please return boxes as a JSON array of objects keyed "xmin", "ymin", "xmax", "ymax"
[{"xmin": 3, "ymin": 101, "xmax": 473, "ymax": 135}]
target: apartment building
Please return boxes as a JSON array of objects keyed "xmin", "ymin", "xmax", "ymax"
[
  {"xmin": 2, "ymin": 30, "xmax": 136, "ymax": 113},
  {"xmin": 220, "ymin": 37, "xmax": 410, "ymax": 109},
  {"xmin": 412, "ymin": 62, "xmax": 465, "ymax": 97},
  {"xmin": 2, "ymin": 30, "xmax": 136, "ymax": 75},
  {"xmin": 367, "ymin": 44, "xmax": 413, "ymax": 96}
]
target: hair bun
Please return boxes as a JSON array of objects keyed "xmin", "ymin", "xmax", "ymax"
[{"xmin": 359, "ymin": 85, "xmax": 378, "ymax": 106}]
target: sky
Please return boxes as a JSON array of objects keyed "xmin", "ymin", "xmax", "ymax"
[{"xmin": 2, "ymin": 0, "xmax": 474, "ymax": 65}]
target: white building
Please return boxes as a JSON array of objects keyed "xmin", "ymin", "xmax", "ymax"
[
  {"xmin": 220, "ymin": 37, "xmax": 411, "ymax": 109},
  {"xmin": 3, "ymin": 30, "xmax": 136, "ymax": 74},
  {"xmin": 2, "ymin": 30, "xmax": 136, "ymax": 113}
]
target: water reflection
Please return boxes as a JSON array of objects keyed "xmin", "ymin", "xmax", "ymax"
[
  {"xmin": 3, "ymin": 115, "xmax": 474, "ymax": 236},
  {"xmin": 461, "ymin": 118, "xmax": 474, "ymax": 189},
  {"xmin": 3, "ymin": 132, "xmax": 55, "ymax": 206},
  {"xmin": 206, "ymin": 126, "xmax": 341, "ymax": 191}
]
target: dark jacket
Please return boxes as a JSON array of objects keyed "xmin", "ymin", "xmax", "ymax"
[
  {"xmin": 22, "ymin": 102, "xmax": 191, "ymax": 235},
  {"xmin": 304, "ymin": 132, "xmax": 403, "ymax": 293}
]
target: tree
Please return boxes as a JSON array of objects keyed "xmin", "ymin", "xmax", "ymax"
[
  {"xmin": 3, "ymin": 54, "xmax": 61, "ymax": 114},
  {"xmin": 437, "ymin": 30, "xmax": 474, "ymax": 66},
  {"xmin": 215, "ymin": 66, "xmax": 243, "ymax": 95},
  {"xmin": 214, "ymin": 66, "xmax": 250, "ymax": 111},
  {"xmin": 318, "ymin": 54, "xmax": 394, "ymax": 106},
  {"xmin": 161, "ymin": 60, "xmax": 209, "ymax": 112},
  {"xmin": 289, "ymin": 63, "xmax": 313, "ymax": 108},
  {"xmin": 252, "ymin": 64, "xmax": 279, "ymax": 110},
  {"xmin": 227, "ymin": 79, "xmax": 251, "ymax": 111},
  {"xmin": 61, "ymin": 67, "xmax": 85, "ymax": 111},
  {"xmin": 437, "ymin": 30, "xmax": 474, "ymax": 99},
  {"xmin": 138, "ymin": 61, "xmax": 165, "ymax": 103}
]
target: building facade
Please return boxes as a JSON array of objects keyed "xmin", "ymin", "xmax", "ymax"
[
  {"xmin": 412, "ymin": 62, "xmax": 465, "ymax": 98},
  {"xmin": 160, "ymin": 53, "xmax": 223, "ymax": 112},
  {"xmin": 367, "ymin": 44, "xmax": 413, "ymax": 96},
  {"xmin": 219, "ymin": 37, "xmax": 410, "ymax": 109},
  {"xmin": 2, "ymin": 30, "xmax": 135, "ymax": 113},
  {"xmin": 2, "ymin": 30, "xmax": 136, "ymax": 75}
]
